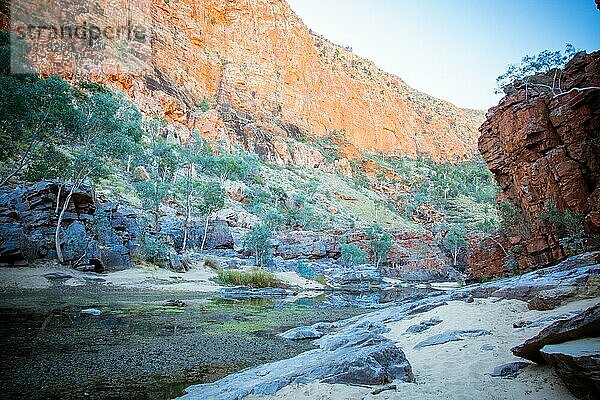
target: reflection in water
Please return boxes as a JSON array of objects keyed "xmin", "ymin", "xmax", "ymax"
[{"xmin": 0, "ymin": 288, "xmax": 372, "ymax": 400}]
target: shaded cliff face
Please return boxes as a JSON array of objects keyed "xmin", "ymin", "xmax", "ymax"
[
  {"xmin": 470, "ymin": 51, "xmax": 600, "ymax": 277},
  {"xmin": 16, "ymin": 0, "xmax": 482, "ymax": 163}
]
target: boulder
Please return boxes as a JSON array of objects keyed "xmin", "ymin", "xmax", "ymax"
[
  {"xmin": 0, "ymin": 180, "xmax": 140, "ymax": 269},
  {"xmin": 160, "ymin": 216, "xmax": 234, "ymax": 250},
  {"xmin": 62, "ymin": 221, "xmax": 92, "ymax": 263},
  {"xmin": 279, "ymin": 326, "xmax": 323, "ymax": 340},
  {"xmin": 489, "ymin": 362, "xmax": 531, "ymax": 378},
  {"xmin": 327, "ymin": 264, "xmax": 383, "ymax": 290},
  {"xmin": 527, "ymin": 286, "xmax": 578, "ymax": 311},
  {"xmin": 132, "ymin": 166, "xmax": 150, "ymax": 182},
  {"xmin": 178, "ymin": 325, "xmax": 413, "ymax": 400},
  {"xmin": 405, "ymin": 316, "xmax": 442, "ymax": 334},
  {"xmin": 0, "ymin": 223, "xmax": 29, "ymax": 265},
  {"xmin": 213, "ymin": 208, "xmax": 260, "ymax": 229},
  {"xmin": 274, "ymin": 230, "xmax": 336, "ymax": 260},
  {"xmin": 414, "ymin": 329, "xmax": 492, "ymax": 349},
  {"xmin": 540, "ymin": 338, "xmax": 600, "ymax": 400},
  {"xmin": 168, "ymin": 251, "xmax": 186, "ymax": 273},
  {"xmin": 100, "ymin": 245, "xmax": 132, "ymax": 271},
  {"xmin": 222, "ymin": 180, "xmax": 248, "ymax": 202},
  {"xmin": 512, "ymin": 304, "xmax": 600, "ymax": 364}
]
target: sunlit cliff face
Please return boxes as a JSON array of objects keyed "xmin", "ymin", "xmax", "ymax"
[{"xmin": 13, "ymin": 0, "xmax": 483, "ymax": 161}]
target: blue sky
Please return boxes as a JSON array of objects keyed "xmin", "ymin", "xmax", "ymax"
[{"xmin": 287, "ymin": 0, "xmax": 600, "ymax": 110}]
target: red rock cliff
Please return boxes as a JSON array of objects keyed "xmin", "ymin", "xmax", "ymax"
[
  {"xmin": 469, "ymin": 51, "xmax": 600, "ymax": 278},
  {"xmin": 14, "ymin": 0, "xmax": 482, "ymax": 163}
]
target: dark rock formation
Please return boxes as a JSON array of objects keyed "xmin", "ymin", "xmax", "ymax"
[
  {"xmin": 512, "ymin": 304, "xmax": 600, "ymax": 364},
  {"xmin": 0, "ymin": 180, "xmax": 236, "ymax": 270},
  {"xmin": 272, "ymin": 228, "xmax": 454, "ymax": 281},
  {"xmin": 471, "ymin": 51, "xmax": 600, "ymax": 278},
  {"xmin": 540, "ymin": 338, "xmax": 600, "ymax": 400},
  {"xmin": 0, "ymin": 180, "xmax": 139, "ymax": 270},
  {"xmin": 489, "ymin": 362, "xmax": 531, "ymax": 378},
  {"xmin": 160, "ymin": 216, "xmax": 234, "ymax": 251},
  {"xmin": 463, "ymin": 252, "xmax": 600, "ymax": 303}
]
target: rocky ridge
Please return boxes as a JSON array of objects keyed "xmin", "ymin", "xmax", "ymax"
[
  {"xmin": 468, "ymin": 51, "xmax": 600, "ymax": 278},
  {"xmin": 14, "ymin": 0, "xmax": 483, "ymax": 167}
]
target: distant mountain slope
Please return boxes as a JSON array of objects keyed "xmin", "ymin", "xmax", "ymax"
[{"xmin": 15, "ymin": 0, "xmax": 483, "ymax": 161}]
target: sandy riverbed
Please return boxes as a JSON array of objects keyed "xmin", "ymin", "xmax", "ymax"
[
  {"xmin": 247, "ymin": 297, "xmax": 598, "ymax": 400},
  {"xmin": 0, "ymin": 262, "xmax": 324, "ymax": 292}
]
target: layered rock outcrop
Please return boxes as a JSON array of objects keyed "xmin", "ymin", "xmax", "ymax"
[
  {"xmin": 470, "ymin": 51, "xmax": 600, "ymax": 278},
  {"xmin": 13, "ymin": 0, "xmax": 483, "ymax": 164},
  {"xmin": 0, "ymin": 181, "xmax": 234, "ymax": 269},
  {"xmin": 0, "ymin": 181, "xmax": 139, "ymax": 270},
  {"xmin": 272, "ymin": 228, "xmax": 451, "ymax": 281}
]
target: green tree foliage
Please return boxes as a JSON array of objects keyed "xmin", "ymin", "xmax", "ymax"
[
  {"xmin": 498, "ymin": 201, "xmax": 530, "ymax": 237},
  {"xmin": 199, "ymin": 98, "xmax": 211, "ymax": 112},
  {"xmin": 136, "ymin": 179, "xmax": 171, "ymax": 231},
  {"xmin": 541, "ymin": 202, "xmax": 593, "ymax": 256},
  {"xmin": 197, "ymin": 182, "xmax": 225, "ymax": 252},
  {"xmin": 175, "ymin": 134, "xmax": 218, "ymax": 250},
  {"xmin": 244, "ymin": 223, "xmax": 273, "ymax": 268},
  {"xmin": 495, "ymin": 44, "xmax": 592, "ymax": 97},
  {"xmin": 138, "ymin": 233, "xmax": 169, "ymax": 267},
  {"xmin": 367, "ymin": 225, "xmax": 392, "ymax": 268},
  {"xmin": 372, "ymin": 155, "xmax": 500, "ymax": 232},
  {"xmin": 295, "ymin": 261, "xmax": 317, "ymax": 279},
  {"xmin": 339, "ymin": 239, "xmax": 367, "ymax": 266},
  {"xmin": 213, "ymin": 151, "xmax": 259, "ymax": 183},
  {"xmin": 0, "ymin": 75, "xmax": 80, "ymax": 185},
  {"xmin": 441, "ymin": 226, "xmax": 467, "ymax": 267},
  {"xmin": 283, "ymin": 193, "xmax": 319, "ymax": 229}
]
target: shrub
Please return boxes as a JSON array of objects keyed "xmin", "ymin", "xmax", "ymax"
[
  {"xmin": 296, "ymin": 261, "xmax": 317, "ymax": 279},
  {"xmin": 499, "ymin": 201, "xmax": 530, "ymax": 236},
  {"xmin": 263, "ymin": 207, "xmax": 283, "ymax": 229},
  {"xmin": 200, "ymin": 98, "xmax": 210, "ymax": 112},
  {"xmin": 367, "ymin": 224, "xmax": 392, "ymax": 268},
  {"xmin": 216, "ymin": 268, "xmax": 282, "ymax": 288},
  {"xmin": 339, "ymin": 241, "xmax": 367, "ymax": 266},
  {"xmin": 244, "ymin": 223, "xmax": 273, "ymax": 268},
  {"xmin": 541, "ymin": 202, "xmax": 591, "ymax": 255},
  {"xmin": 139, "ymin": 234, "xmax": 169, "ymax": 266},
  {"xmin": 315, "ymin": 275, "xmax": 328, "ymax": 286}
]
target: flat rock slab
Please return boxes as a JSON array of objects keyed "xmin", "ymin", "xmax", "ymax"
[
  {"xmin": 405, "ymin": 316, "xmax": 442, "ymax": 333},
  {"xmin": 414, "ymin": 329, "xmax": 492, "ymax": 349},
  {"xmin": 490, "ymin": 362, "xmax": 531, "ymax": 378},
  {"xmin": 178, "ymin": 326, "xmax": 413, "ymax": 400},
  {"xmin": 541, "ymin": 338, "xmax": 600, "ymax": 400},
  {"xmin": 512, "ymin": 304, "xmax": 600, "ymax": 364},
  {"xmin": 279, "ymin": 326, "xmax": 323, "ymax": 340},
  {"xmin": 44, "ymin": 272, "xmax": 73, "ymax": 281}
]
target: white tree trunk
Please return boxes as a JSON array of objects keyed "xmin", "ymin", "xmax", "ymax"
[
  {"xmin": 55, "ymin": 185, "xmax": 77, "ymax": 264},
  {"xmin": 200, "ymin": 213, "xmax": 210, "ymax": 252}
]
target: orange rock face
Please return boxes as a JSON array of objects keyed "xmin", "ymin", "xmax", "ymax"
[
  {"xmin": 468, "ymin": 51, "xmax": 600, "ymax": 278},
  {"xmin": 17, "ymin": 0, "xmax": 482, "ymax": 164}
]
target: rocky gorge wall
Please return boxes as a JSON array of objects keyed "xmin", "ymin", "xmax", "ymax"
[
  {"xmin": 10, "ymin": 0, "xmax": 483, "ymax": 167},
  {"xmin": 468, "ymin": 51, "xmax": 600, "ymax": 278}
]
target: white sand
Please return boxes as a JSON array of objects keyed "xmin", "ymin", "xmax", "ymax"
[
  {"xmin": 0, "ymin": 262, "xmax": 324, "ymax": 293},
  {"xmin": 247, "ymin": 297, "xmax": 598, "ymax": 400},
  {"xmin": 0, "ymin": 262, "xmax": 223, "ymax": 292}
]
